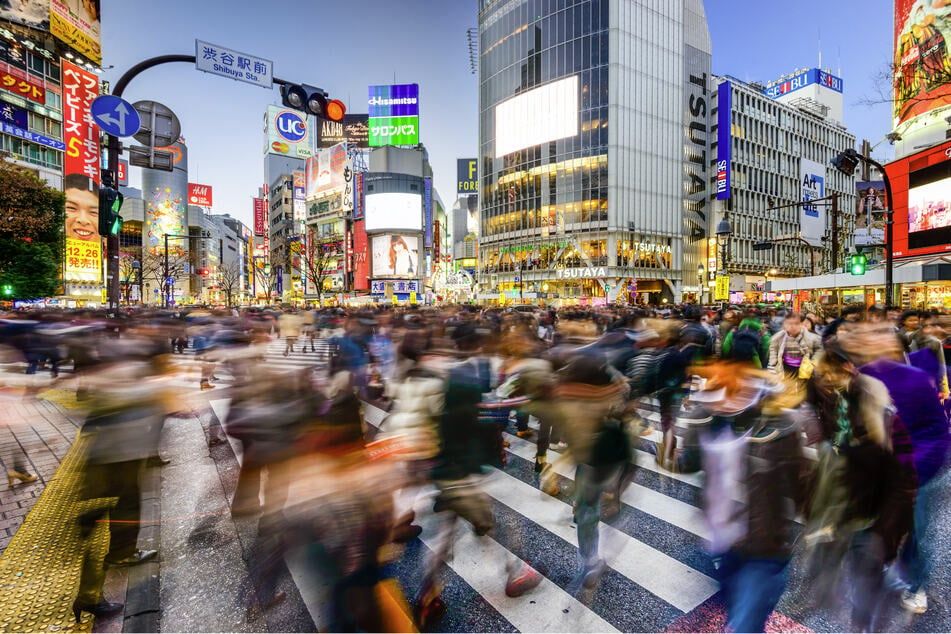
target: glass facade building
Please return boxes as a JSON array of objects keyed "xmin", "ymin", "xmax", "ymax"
[{"xmin": 478, "ymin": 0, "xmax": 712, "ymax": 304}]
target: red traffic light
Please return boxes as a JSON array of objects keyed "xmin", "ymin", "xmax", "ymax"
[
  {"xmin": 325, "ymin": 99, "xmax": 346, "ymax": 122},
  {"xmin": 200, "ymin": 268, "xmax": 210, "ymax": 277}
]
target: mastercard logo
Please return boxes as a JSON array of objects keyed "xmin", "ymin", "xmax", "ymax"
[{"xmin": 272, "ymin": 141, "xmax": 289, "ymax": 153}]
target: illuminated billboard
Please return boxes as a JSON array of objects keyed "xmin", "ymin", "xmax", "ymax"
[
  {"xmin": 884, "ymin": 140, "xmax": 951, "ymax": 258},
  {"xmin": 894, "ymin": 0, "xmax": 951, "ymax": 126},
  {"xmin": 188, "ymin": 183, "xmax": 213, "ymax": 207},
  {"xmin": 305, "ymin": 142, "xmax": 347, "ymax": 198},
  {"xmin": 51, "ymin": 0, "xmax": 101, "ymax": 65},
  {"xmin": 457, "ymin": 158, "xmax": 478, "ymax": 194},
  {"xmin": 365, "ymin": 192, "xmax": 422, "ymax": 232},
  {"xmin": 265, "ymin": 105, "xmax": 313, "ymax": 158},
  {"xmin": 315, "ymin": 114, "xmax": 369, "ymax": 148},
  {"xmin": 800, "ymin": 158, "xmax": 826, "ymax": 247},
  {"xmin": 368, "ymin": 84, "xmax": 419, "ymax": 148},
  {"xmin": 371, "ymin": 234, "xmax": 419, "ymax": 278},
  {"xmin": 495, "ymin": 75, "xmax": 578, "ymax": 157},
  {"xmin": 0, "ymin": 0, "xmax": 49, "ymax": 31}
]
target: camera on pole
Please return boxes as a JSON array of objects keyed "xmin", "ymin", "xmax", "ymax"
[{"xmin": 280, "ymin": 83, "xmax": 346, "ymax": 121}]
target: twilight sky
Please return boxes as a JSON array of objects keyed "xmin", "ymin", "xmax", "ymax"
[{"xmin": 101, "ymin": 0, "xmax": 894, "ymax": 228}]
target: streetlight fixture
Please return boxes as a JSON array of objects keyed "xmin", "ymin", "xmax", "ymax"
[{"xmin": 832, "ymin": 147, "xmax": 894, "ymax": 306}]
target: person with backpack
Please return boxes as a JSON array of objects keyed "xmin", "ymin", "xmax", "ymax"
[
  {"xmin": 721, "ymin": 313, "xmax": 771, "ymax": 369},
  {"xmin": 675, "ymin": 360, "xmax": 807, "ymax": 633}
]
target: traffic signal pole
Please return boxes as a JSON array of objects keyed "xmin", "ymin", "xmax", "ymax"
[{"xmin": 103, "ymin": 54, "xmax": 296, "ymax": 311}]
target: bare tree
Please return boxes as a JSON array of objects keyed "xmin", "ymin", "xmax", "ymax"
[
  {"xmin": 218, "ymin": 260, "xmax": 242, "ymax": 307},
  {"xmin": 253, "ymin": 262, "xmax": 280, "ymax": 303},
  {"xmin": 300, "ymin": 230, "xmax": 343, "ymax": 306},
  {"xmin": 139, "ymin": 249, "xmax": 189, "ymax": 306}
]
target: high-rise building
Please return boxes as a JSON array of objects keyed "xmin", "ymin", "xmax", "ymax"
[
  {"xmin": 711, "ymin": 76, "xmax": 855, "ymax": 301},
  {"xmin": 478, "ymin": 0, "xmax": 712, "ymax": 305}
]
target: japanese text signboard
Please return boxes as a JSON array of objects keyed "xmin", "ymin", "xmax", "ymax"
[
  {"xmin": 62, "ymin": 59, "xmax": 100, "ymax": 184},
  {"xmin": 0, "ymin": 69, "xmax": 44, "ymax": 103},
  {"xmin": 51, "ymin": 0, "xmax": 102, "ymax": 65},
  {"xmin": 195, "ymin": 40, "xmax": 273, "ymax": 89},
  {"xmin": 253, "ymin": 197, "xmax": 266, "ymax": 236},
  {"xmin": 65, "ymin": 238, "xmax": 102, "ymax": 283}
]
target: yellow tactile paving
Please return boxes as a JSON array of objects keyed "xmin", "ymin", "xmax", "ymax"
[{"xmin": 0, "ymin": 427, "xmax": 113, "ymax": 633}]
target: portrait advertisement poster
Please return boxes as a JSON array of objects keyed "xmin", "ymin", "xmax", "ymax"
[
  {"xmin": 894, "ymin": 0, "xmax": 951, "ymax": 126},
  {"xmin": 371, "ymin": 234, "xmax": 419, "ymax": 278}
]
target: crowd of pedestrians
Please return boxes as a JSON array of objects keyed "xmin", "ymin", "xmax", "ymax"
[{"xmin": 1, "ymin": 301, "xmax": 949, "ymax": 632}]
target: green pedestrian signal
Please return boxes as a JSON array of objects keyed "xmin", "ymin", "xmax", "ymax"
[
  {"xmin": 849, "ymin": 253, "xmax": 867, "ymax": 275},
  {"xmin": 1, "ymin": 284, "xmax": 12, "ymax": 297},
  {"xmin": 98, "ymin": 186, "xmax": 124, "ymax": 236}
]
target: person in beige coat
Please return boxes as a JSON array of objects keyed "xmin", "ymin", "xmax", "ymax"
[
  {"xmin": 278, "ymin": 311, "xmax": 302, "ymax": 356},
  {"xmin": 767, "ymin": 313, "xmax": 821, "ymax": 379}
]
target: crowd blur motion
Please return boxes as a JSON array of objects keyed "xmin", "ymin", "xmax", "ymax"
[{"xmin": 1, "ymin": 301, "xmax": 949, "ymax": 632}]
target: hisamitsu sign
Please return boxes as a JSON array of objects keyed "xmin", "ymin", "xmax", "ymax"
[{"xmin": 195, "ymin": 40, "xmax": 273, "ymax": 89}]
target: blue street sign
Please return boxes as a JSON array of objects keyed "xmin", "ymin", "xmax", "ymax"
[
  {"xmin": 91, "ymin": 95, "xmax": 141, "ymax": 137},
  {"xmin": 166, "ymin": 277, "xmax": 175, "ymax": 285}
]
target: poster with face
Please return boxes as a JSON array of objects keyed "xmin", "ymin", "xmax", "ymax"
[{"xmin": 372, "ymin": 234, "xmax": 418, "ymax": 277}]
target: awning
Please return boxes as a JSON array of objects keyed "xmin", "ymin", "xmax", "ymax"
[{"xmin": 768, "ymin": 256, "xmax": 951, "ymax": 292}]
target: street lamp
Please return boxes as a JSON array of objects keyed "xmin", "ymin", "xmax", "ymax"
[
  {"xmin": 833, "ymin": 147, "xmax": 895, "ymax": 307},
  {"xmin": 715, "ymin": 215, "xmax": 732, "ymax": 275}
]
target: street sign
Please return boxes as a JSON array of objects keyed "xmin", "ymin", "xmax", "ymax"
[
  {"xmin": 129, "ymin": 146, "xmax": 173, "ymax": 172},
  {"xmin": 132, "ymin": 100, "xmax": 181, "ymax": 148},
  {"xmin": 195, "ymin": 40, "xmax": 273, "ymax": 89},
  {"xmin": 715, "ymin": 276, "xmax": 730, "ymax": 301},
  {"xmin": 91, "ymin": 95, "xmax": 141, "ymax": 137}
]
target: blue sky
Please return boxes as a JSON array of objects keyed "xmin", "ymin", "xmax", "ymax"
[{"xmin": 102, "ymin": 0, "xmax": 894, "ymax": 228}]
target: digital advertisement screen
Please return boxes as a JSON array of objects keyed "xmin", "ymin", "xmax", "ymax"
[
  {"xmin": 495, "ymin": 75, "xmax": 578, "ymax": 157},
  {"xmin": 371, "ymin": 234, "xmax": 419, "ymax": 278},
  {"xmin": 365, "ymin": 192, "xmax": 422, "ymax": 232},
  {"xmin": 908, "ymin": 160, "xmax": 951, "ymax": 249}
]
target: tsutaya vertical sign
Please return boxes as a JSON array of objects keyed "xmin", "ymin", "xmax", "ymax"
[
  {"xmin": 716, "ymin": 81, "xmax": 732, "ymax": 200},
  {"xmin": 800, "ymin": 158, "xmax": 826, "ymax": 247}
]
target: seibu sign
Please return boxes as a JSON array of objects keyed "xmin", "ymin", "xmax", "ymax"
[{"xmin": 557, "ymin": 266, "xmax": 607, "ymax": 279}]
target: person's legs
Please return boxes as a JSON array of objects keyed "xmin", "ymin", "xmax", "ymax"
[
  {"xmin": 574, "ymin": 464, "xmax": 603, "ymax": 569},
  {"xmin": 104, "ymin": 460, "xmax": 144, "ymax": 562},
  {"xmin": 901, "ymin": 474, "xmax": 938, "ymax": 594},
  {"xmin": 720, "ymin": 554, "xmax": 789, "ymax": 633},
  {"xmin": 848, "ymin": 530, "xmax": 886, "ymax": 631}
]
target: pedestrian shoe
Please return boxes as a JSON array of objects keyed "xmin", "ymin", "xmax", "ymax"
[
  {"xmin": 539, "ymin": 463, "xmax": 559, "ymax": 496},
  {"xmin": 200, "ymin": 381, "xmax": 216, "ymax": 391},
  {"xmin": 72, "ymin": 599, "xmax": 123, "ymax": 622},
  {"xmin": 7, "ymin": 470, "xmax": 38, "ymax": 488},
  {"xmin": 901, "ymin": 589, "xmax": 928, "ymax": 614},
  {"xmin": 505, "ymin": 562, "xmax": 543, "ymax": 597},
  {"xmin": 581, "ymin": 559, "xmax": 608, "ymax": 589},
  {"xmin": 533, "ymin": 455, "xmax": 548, "ymax": 473},
  {"xmin": 105, "ymin": 549, "xmax": 157, "ymax": 567}
]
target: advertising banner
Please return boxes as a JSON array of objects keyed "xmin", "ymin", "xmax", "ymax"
[
  {"xmin": 343, "ymin": 157, "xmax": 354, "ymax": 212},
  {"xmin": 188, "ymin": 183, "xmax": 213, "ymax": 207},
  {"xmin": 293, "ymin": 170, "xmax": 306, "ymax": 223},
  {"xmin": 353, "ymin": 172, "xmax": 364, "ymax": 220},
  {"xmin": 265, "ymin": 104, "xmax": 313, "ymax": 158},
  {"xmin": 50, "ymin": 0, "xmax": 101, "ymax": 65},
  {"xmin": 365, "ymin": 192, "xmax": 422, "ymax": 232},
  {"xmin": 368, "ymin": 84, "xmax": 419, "ymax": 117},
  {"xmin": 352, "ymin": 219, "xmax": 368, "ymax": 290},
  {"xmin": 63, "ymin": 59, "xmax": 99, "ymax": 182},
  {"xmin": 0, "ymin": 0, "xmax": 50, "ymax": 31},
  {"xmin": 368, "ymin": 115, "xmax": 419, "ymax": 147},
  {"xmin": 457, "ymin": 158, "xmax": 478, "ymax": 194},
  {"xmin": 253, "ymin": 197, "xmax": 266, "ymax": 235},
  {"xmin": 855, "ymin": 181, "xmax": 886, "ymax": 247},
  {"xmin": 65, "ymin": 237, "xmax": 101, "ymax": 283},
  {"xmin": 494, "ymin": 75, "xmax": 577, "ymax": 157},
  {"xmin": 424, "ymin": 177, "xmax": 433, "ymax": 248},
  {"xmin": 315, "ymin": 114, "xmax": 369, "ymax": 148},
  {"xmin": 0, "ymin": 121, "xmax": 64, "ymax": 150},
  {"xmin": 763, "ymin": 68, "xmax": 843, "ymax": 99},
  {"xmin": 305, "ymin": 142, "xmax": 347, "ymax": 198},
  {"xmin": 800, "ymin": 158, "xmax": 826, "ymax": 247},
  {"xmin": 716, "ymin": 81, "xmax": 731, "ymax": 200},
  {"xmin": 0, "ymin": 68, "xmax": 45, "ymax": 103},
  {"xmin": 371, "ymin": 234, "xmax": 419, "ymax": 278},
  {"xmin": 0, "ymin": 99, "xmax": 28, "ymax": 130},
  {"xmin": 894, "ymin": 0, "xmax": 951, "ymax": 126},
  {"xmin": 715, "ymin": 276, "xmax": 730, "ymax": 301}
]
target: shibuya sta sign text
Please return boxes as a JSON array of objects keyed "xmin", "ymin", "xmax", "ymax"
[{"xmin": 558, "ymin": 266, "xmax": 607, "ymax": 279}]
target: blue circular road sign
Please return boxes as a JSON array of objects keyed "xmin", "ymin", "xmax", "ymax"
[{"xmin": 91, "ymin": 95, "xmax": 142, "ymax": 137}]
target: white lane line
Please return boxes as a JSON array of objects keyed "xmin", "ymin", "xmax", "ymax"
[
  {"xmin": 480, "ymin": 468, "xmax": 719, "ymax": 613},
  {"xmin": 503, "ymin": 433, "xmax": 708, "ymax": 539}
]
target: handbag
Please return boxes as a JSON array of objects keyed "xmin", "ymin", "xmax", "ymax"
[{"xmin": 798, "ymin": 357, "xmax": 815, "ymax": 380}]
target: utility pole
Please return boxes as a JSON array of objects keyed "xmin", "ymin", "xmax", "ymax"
[{"xmin": 831, "ymin": 193, "xmax": 839, "ymax": 271}]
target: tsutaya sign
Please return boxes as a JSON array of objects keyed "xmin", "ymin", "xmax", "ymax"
[{"xmin": 558, "ymin": 266, "xmax": 607, "ymax": 279}]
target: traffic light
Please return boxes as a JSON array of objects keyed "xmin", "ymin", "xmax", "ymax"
[
  {"xmin": 98, "ymin": 185, "xmax": 124, "ymax": 236},
  {"xmin": 849, "ymin": 252, "xmax": 868, "ymax": 275},
  {"xmin": 280, "ymin": 83, "xmax": 346, "ymax": 121},
  {"xmin": 1, "ymin": 284, "xmax": 12, "ymax": 297},
  {"xmin": 832, "ymin": 148, "xmax": 861, "ymax": 176},
  {"xmin": 200, "ymin": 268, "xmax": 210, "ymax": 277}
]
